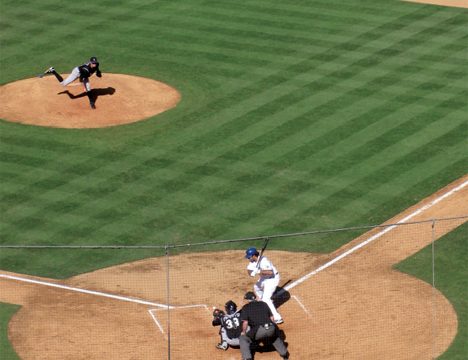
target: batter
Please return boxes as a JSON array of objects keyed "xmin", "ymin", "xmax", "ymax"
[{"xmin": 245, "ymin": 247, "xmax": 283, "ymax": 324}]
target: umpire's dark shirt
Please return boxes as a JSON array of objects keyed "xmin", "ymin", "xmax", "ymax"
[{"xmin": 240, "ymin": 301, "xmax": 273, "ymax": 337}]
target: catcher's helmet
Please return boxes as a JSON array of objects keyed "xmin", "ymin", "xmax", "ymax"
[
  {"xmin": 225, "ymin": 300, "xmax": 237, "ymax": 315},
  {"xmin": 245, "ymin": 247, "xmax": 259, "ymax": 259}
]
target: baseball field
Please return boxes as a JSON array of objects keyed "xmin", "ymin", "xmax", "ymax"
[{"xmin": 0, "ymin": 0, "xmax": 467, "ymax": 359}]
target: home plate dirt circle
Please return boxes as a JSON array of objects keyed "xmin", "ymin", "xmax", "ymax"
[
  {"xmin": 0, "ymin": 74, "xmax": 181, "ymax": 128},
  {"xmin": 0, "ymin": 176, "xmax": 466, "ymax": 359}
]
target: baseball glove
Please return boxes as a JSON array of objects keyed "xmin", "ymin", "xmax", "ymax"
[{"xmin": 212, "ymin": 308, "xmax": 225, "ymax": 318}]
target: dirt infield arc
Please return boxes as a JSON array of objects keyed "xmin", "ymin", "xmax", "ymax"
[
  {"xmin": 404, "ymin": 0, "xmax": 468, "ymax": 8},
  {"xmin": 0, "ymin": 176, "xmax": 466, "ymax": 359},
  {"xmin": 0, "ymin": 74, "xmax": 180, "ymax": 128}
]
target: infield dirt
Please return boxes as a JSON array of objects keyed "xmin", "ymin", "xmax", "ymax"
[
  {"xmin": 404, "ymin": 0, "xmax": 468, "ymax": 8},
  {"xmin": 0, "ymin": 1, "xmax": 466, "ymax": 355},
  {"xmin": 0, "ymin": 176, "xmax": 466, "ymax": 359},
  {"xmin": 0, "ymin": 74, "xmax": 180, "ymax": 128}
]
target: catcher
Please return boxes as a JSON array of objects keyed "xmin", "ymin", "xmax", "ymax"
[{"xmin": 212, "ymin": 300, "xmax": 242, "ymax": 351}]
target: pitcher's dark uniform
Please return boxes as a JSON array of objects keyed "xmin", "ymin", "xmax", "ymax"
[{"xmin": 41, "ymin": 57, "xmax": 102, "ymax": 109}]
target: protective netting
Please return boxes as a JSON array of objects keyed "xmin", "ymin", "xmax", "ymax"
[{"xmin": 0, "ymin": 217, "xmax": 466, "ymax": 359}]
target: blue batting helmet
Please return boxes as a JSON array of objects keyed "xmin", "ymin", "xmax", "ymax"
[{"xmin": 245, "ymin": 247, "xmax": 259, "ymax": 259}]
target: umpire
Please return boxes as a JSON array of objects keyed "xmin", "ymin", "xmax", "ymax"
[{"xmin": 239, "ymin": 291, "xmax": 290, "ymax": 360}]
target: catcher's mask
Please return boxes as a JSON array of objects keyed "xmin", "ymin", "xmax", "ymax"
[{"xmin": 225, "ymin": 300, "xmax": 237, "ymax": 315}]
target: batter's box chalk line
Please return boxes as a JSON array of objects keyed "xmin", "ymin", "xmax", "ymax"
[
  {"xmin": 291, "ymin": 295, "xmax": 311, "ymax": 317},
  {"xmin": 0, "ymin": 179, "xmax": 464, "ymax": 340},
  {"xmin": 148, "ymin": 304, "xmax": 210, "ymax": 336}
]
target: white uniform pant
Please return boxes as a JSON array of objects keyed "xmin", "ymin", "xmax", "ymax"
[
  {"xmin": 61, "ymin": 67, "xmax": 91, "ymax": 92},
  {"xmin": 220, "ymin": 327, "xmax": 240, "ymax": 347},
  {"xmin": 254, "ymin": 275, "xmax": 281, "ymax": 321}
]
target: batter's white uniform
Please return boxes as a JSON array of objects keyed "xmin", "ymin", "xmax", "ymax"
[{"xmin": 247, "ymin": 256, "xmax": 282, "ymax": 322}]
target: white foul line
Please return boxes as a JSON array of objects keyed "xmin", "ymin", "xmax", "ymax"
[
  {"xmin": 0, "ymin": 273, "xmax": 211, "ymax": 337},
  {"xmin": 0, "ymin": 273, "xmax": 170, "ymax": 308},
  {"xmin": 0, "ymin": 180, "xmax": 465, "ymax": 313},
  {"xmin": 285, "ymin": 180, "xmax": 468, "ymax": 291}
]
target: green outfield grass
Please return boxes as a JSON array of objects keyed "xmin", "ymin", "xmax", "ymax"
[
  {"xmin": 0, "ymin": 0, "xmax": 467, "ymax": 358},
  {"xmin": 0, "ymin": 303, "xmax": 19, "ymax": 360},
  {"xmin": 1, "ymin": 0, "xmax": 466, "ymax": 273},
  {"xmin": 396, "ymin": 223, "xmax": 467, "ymax": 359}
]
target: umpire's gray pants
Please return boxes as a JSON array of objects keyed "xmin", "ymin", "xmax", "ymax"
[{"xmin": 239, "ymin": 324, "xmax": 288, "ymax": 359}]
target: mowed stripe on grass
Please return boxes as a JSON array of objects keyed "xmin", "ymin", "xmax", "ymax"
[{"xmin": 0, "ymin": 1, "xmax": 466, "ymax": 269}]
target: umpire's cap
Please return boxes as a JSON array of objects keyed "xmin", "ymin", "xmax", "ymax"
[{"xmin": 244, "ymin": 291, "xmax": 256, "ymax": 301}]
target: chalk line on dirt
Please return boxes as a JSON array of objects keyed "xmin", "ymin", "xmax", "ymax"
[
  {"xmin": 148, "ymin": 304, "xmax": 209, "ymax": 335},
  {"xmin": 0, "ymin": 180, "xmax": 465, "ymax": 312},
  {"xmin": 284, "ymin": 180, "xmax": 467, "ymax": 291},
  {"xmin": 0, "ymin": 274, "xmax": 171, "ymax": 308}
]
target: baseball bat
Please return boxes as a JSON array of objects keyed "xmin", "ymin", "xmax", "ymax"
[{"xmin": 255, "ymin": 237, "xmax": 270, "ymax": 270}]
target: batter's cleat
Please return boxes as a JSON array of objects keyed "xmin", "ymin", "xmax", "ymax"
[
  {"xmin": 216, "ymin": 342, "xmax": 228, "ymax": 351},
  {"xmin": 275, "ymin": 318, "xmax": 284, "ymax": 324}
]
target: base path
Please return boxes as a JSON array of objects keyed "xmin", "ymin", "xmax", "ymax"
[
  {"xmin": 0, "ymin": 74, "xmax": 180, "ymax": 128},
  {"xmin": 0, "ymin": 176, "xmax": 466, "ymax": 359}
]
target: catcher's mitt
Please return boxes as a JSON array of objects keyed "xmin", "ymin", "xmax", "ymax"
[{"xmin": 212, "ymin": 308, "xmax": 225, "ymax": 318}]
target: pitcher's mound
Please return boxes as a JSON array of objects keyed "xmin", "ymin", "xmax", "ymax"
[{"xmin": 0, "ymin": 74, "xmax": 180, "ymax": 129}]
